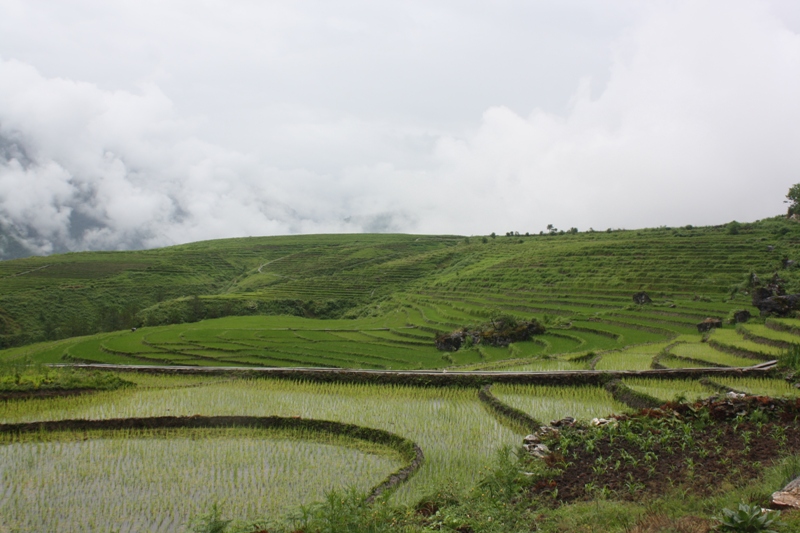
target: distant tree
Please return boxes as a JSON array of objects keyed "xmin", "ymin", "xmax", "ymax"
[
  {"xmin": 786, "ymin": 183, "xmax": 800, "ymax": 215},
  {"xmin": 490, "ymin": 232, "xmax": 496, "ymax": 239},
  {"xmin": 726, "ymin": 220, "xmax": 741, "ymax": 235},
  {"xmin": 567, "ymin": 227, "xmax": 578, "ymax": 234},
  {"xmin": 481, "ymin": 237, "xmax": 489, "ymax": 244}
]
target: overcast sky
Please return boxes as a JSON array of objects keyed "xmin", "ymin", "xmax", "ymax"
[{"xmin": 1, "ymin": 0, "xmax": 800, "ymax": 254}]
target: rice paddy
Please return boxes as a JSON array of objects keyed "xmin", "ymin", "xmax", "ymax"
[
  {"xmin": 624, "ymin": 378, "xmax": 713, "ymax": 403},
  {"xmin": 491, "ymin": 384, "xmax": 631, "ymax": 422},
  {"xmin": 711, "ymin": 377, "xmax": 800, "ymax": 397},
  {"xmin": 0, "ymin": 428, "xmax": 402, "ymax": 533},
  {"xmin": 0, "ymin": 378, "xmax": 520, "ymax": 514}
]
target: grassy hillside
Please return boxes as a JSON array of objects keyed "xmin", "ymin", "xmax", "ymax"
[
  {"xmin": 5, "ymin": 217, "xmax": 800, "ymax": 532},
  {"xmin": 2, "ymin": 217, "xmax": 800, "ymax": 367}
]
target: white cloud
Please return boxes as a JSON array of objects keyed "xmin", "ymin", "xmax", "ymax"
[{"xmin": 1, "ymin": 0, "xmax": 799, "ymax": 255}]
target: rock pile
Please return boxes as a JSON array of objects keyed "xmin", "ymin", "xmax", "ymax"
[
  {"xmin": 523, "ymin": 417, "xmax": 577, "ymax": 459},
  {"xmin": 632, "ymin": 292, "xmax": 652, "ymax": 305},
  {"xmin": 750, "ymin": 273, "xmax": 800, "ymax": 317},
  {"xmin": 731, "ymin": 310, "xmax": 751, "ymax": 323},
  {"xmin": 435, "ymin": 316, "xmax": 545, "ymax": 351},
  {"xmin": 696, "ymin": 318, "xmax": 723, "ymax": 333}
]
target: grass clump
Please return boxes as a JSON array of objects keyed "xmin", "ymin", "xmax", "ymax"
[
  {"xmin": 0, "ymin": 362, "xmax": 132, "ymax": 393},
  {"xmin": 778, "ymin": 344, "xmax": 800, "ymax": 372}
]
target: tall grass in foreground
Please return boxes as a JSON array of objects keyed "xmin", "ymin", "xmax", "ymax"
[
  {"xmin": 0, "ymin": 378, "xmax": 519, "ymax": 506},
  {"xmin": 0, "ymin": 429, "xmax": 400, "ymax": 532}
]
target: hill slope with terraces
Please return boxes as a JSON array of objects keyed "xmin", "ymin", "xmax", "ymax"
[{"xmin": 2, "ymin": 216, "xmax": 800, "ymax": 370}]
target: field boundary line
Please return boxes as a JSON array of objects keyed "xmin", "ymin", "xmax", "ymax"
[{"xmin": 49, "ymin": 362, "xmax": 779, "ymax": 386}]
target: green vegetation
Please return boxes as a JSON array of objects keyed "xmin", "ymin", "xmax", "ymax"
[
  {"xmin": 716, "ymin": 503, "xmax": 784, "ymax": 532},
  {"xmin": 4, "ymin": 216, "xmax": 800, "ymax": 531},
  {"xmin": 0, "ymin": 427, "xmax": 403, "ymax": 532},
  {"xmin": 0, "ymin": 361, "xmax": 131, "ymax": 394},
  {"xmin": 1, "ymin": 216, "xmax": 800, "ymax": 357}
]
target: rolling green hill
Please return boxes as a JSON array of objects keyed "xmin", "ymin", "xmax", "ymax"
[{"xmin": 2, "ymin": 216, "xmax": 800, "ymax": 368}]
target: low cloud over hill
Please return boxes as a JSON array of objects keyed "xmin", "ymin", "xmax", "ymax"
[{"xmin": 1, "ymin": 1, "xmax": 800, "ymax": 259}]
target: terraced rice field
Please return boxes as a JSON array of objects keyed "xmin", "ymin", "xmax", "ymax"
[
  {"xmin": 0, "ymin": 378, "xmax": 519, "ymax": 523},
  {"xmin": 4, "ymin": 285, "xmax": 790, "ymax": 373},
  {"xmin": 3, "ymin": 222, "xmax": 800, "ymax": 531}
]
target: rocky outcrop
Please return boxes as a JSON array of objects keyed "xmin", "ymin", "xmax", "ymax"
[
  {"xmin": 435, "ymin": 317, "xmax": 545, "ymax": 351},
  {"xmin": 633, "ymin": 292, "xmax": 652, "ymax": 305},
  {"xmin": 753, "ymin": 291, "xmax": 800, "ymax": 317},
  {"xmin": 732, "ymin": 310, "xmax": 751, "ymax": 324},
  {"xmin": 773, "ymin": 476, "xmax": 800, "ymax": 509},
  {"xmin": 696, "ymin": 318, "xmax": 723, "ymax": 333},
  {"xmin": 750, "ymin": 274, "xmax": 800, "ymax": 317}
]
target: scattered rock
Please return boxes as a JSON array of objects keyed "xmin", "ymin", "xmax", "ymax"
[
  {"xmin": 633, "ymin": 292, "xmax": 652, "ymax": 305},
  {"xmin": 752, "ymin": 287, "xmax": 774, "ymax": 306},
  {"xmin": 767, "ymin": 245, "xmax": 775, "ymax": 252},
  {"xmin": 697, "ymin": 318, "xmax": 723, "ymax": 333},
  {"xmin": 772, "ymin": 475, "xmax": 800, "ymax": 509},
  {"xmin": 434, "ymin": 331, "xmax": 464, "ymax": 351},
  {"xmin": 732, "ymin": 310, "xmax": 751, "ymax": 323},
  {"xmin": 590, "ymin": 417, "xmax": 617, "ymax": 427},
  {"xmin": 537, "ymin": 426, "xmax": 560, "ymax": 439},
  {"xmin": 523, "ymin": 434, "xmax": 540, "ymax": 445},
  {"xmin": 526, "ymin": 443, "xmax": 551, "ymax": 458},
  {"xmin": 550, "ymin": 417, "xmax": 576, "ymax": 427},
  {"xmin": 726, "ymin": 391, "xmax": 746, "ymax": 400},
  {"xmin": 131, "ymin": 327, "xmax": 137, "ymax": 332},
  {"xmin": 753, "ymin": 293, "xmax": 800, "ymax": 317}
]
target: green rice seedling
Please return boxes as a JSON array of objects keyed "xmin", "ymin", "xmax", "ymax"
[
  {"xmin": 594, "ymin": 351, "xmax": 654, "ymax": 371},
  {"xmin": 456, "ymin": 356, "xmax": 587, "ymax": 372},
  {"xmin": 623, "ymin": 378, "xmax": 711, "ymax": 403},
  {"xmin": 671, "ymin": 342, "xmax": 757, "ymax": 367},
  {"xmin": 492, "ymin": 384, "xmax": 630, "ymax": 421},
  {"xmin": 0, "ymin": 378, "xmax": 520, "ymax": 506},
  {"xmin": 709, "ymin": 329, "xmax": 783, "ymax": 358},
  {"xmin": 713, "ymin": 377, "xmax": 800, "ymax": 398},
  {"xmin": 657, "ymin": 354, "xmax": 712, "ymax": 368},
  {"xmin": 766, "ymin": 318, "xmax": 800, "ymax": 334},
  {"xmin": 0, "ymin": 427, "xmax": 402, "ymax": 532},
  {"xmin": 779, "ymin": 344, "xmax": 800, "ymax": 371},
  {"xmin": 739, "ymin": 324, "xmax": 800, "ymax": 345}
]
